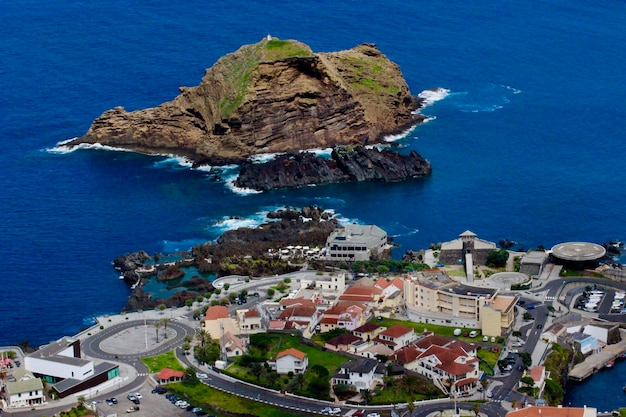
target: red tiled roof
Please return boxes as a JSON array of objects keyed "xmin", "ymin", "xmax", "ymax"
[
  {"xmin": 343, "ymin": 286, "xmax": 382, "ymax": 296},
  {"xmin": 320, "ymin": 317, "xmax": 338, "ymax": 324},
  {"xmin": 354, "ymin": 322, "xmax": 381, "ymax": 333},
  {"xmin": 277, "ymin": 348, "xmax": 306, "ymax": 360},
  {"xmin": 380, "ymin": 325, "xmax": 413, "ymax": 338},
  {"xmin": 205, "ymin": 306, "xmax": 229, "ymax": 320},
  {"xmin": 278, "ymin": 305, "xmax": 316, "ymax": 320},
  {"xmin": 392, "ymin": 345, "xmax": 421, "ymax": 364},
  {"xmin": 506, "ymin": 406, "xmax": 587, "ymax": 417},
  {"xmin": 327, "ymin": 333, "xmax": 361, "ymax": 347},
  {"xmin": 418, "ymin": 345, "xmax": 475, "ymax": 376},
  {"xmin": 414, "ymin": 334, "xmax": 453, "ymax": 350},
  {"xmin": 157, "ymin": 368, "xmax": 184, "ymax": 380},
  {"xmin": 529, "ymin": 366, "xmax": 544, "ymax": 382},
  {"xmin": 455, "ymin": 377, "xmax": 478, "ymax": 387},
  {"xmin": 324, "ymin": 305, "xmax": 347, "ymax": 316},
  {"xmin": 269, "ymin": 320, "xmax": 286, "ymax": 330},
  {"xmin": 279, "ymin": 297, "xmax": 315, "ymax": 309},
  {"xmin": 244, "ymin": 310, "xmax": 260, "ymax": 318}
]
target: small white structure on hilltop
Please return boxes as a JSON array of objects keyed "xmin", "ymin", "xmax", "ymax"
[
  {"xmin": 324, "ymin": 224, "xmax": 388, "ymax": 261},
  {"xmin": 266, "ymin": 34, "xmax": 272, "ymax": 41}
]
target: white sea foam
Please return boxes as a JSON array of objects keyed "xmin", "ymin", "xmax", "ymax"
[
  {"xmin": 417, "ymin": 87, "xmax": 451, "ymax": 106},
  {"xmin": 249, "ymin": 152, "xmax": 282, "ymax": 164},
  {"xmin": 47, "ymin": 140, "xmax": 135, "ymax": 154},
  {"xmin": 153, "ymin": 155, "xmax": 193, "ymax": 169},
  {"xmin": 383, "ymin": 125, "xmax": 418, "ymax": 142},
  {"xmin": 225, "ymin": 175, "xmax": 263, "ymax": 195}
]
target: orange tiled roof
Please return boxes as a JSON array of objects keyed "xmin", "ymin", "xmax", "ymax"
[
  {"xmin": 157, "ymin": 368, "xmax": 185, "ymax": 380},
  {"xmin": 277, "ymin": 348, "xmax": 306, "ymax": 360},
  {"xmin": 205, "ymin": 306, "xmax": 229, "ymax": 320},
  {"xmin": 529, "ymin": 365, "xmax": 545, "ymax": 382}
]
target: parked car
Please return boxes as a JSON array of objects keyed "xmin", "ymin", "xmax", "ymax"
[
  {"xmin": 486, "ymin": 390, "xmax": 493, "ymax": 398},
  {"xmin": 367, "ymin": 413, "xmax": 381, "ymax": 417},
  {"xmin": 126, "ymin": 406, "xmax": 140, "ymax": 413},
  {"xmin": 196, "ymin": 373, "xmax": 209, "ymax": 379},
  {"xmin": 353, "ymin": 410, "xmax": 365, "ymax": 417},
  {"xmin": 126, "ymin": 394, "xmax": 136, "ymax": 401},
  {"xmin": 537, "ymin": 324, "xmax": 543, "ymax": 329},
  {"xmin": 134, "ymin": 392, "xmax": 142, "ymax": 399}
]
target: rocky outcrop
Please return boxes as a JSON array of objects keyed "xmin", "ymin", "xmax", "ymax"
[
  {"xmin": 68, "ymin": 39, "xmax": 426, "ymax": 165},
  {"xmin": 120, "ymin": 206, "xmax": 337, "ymax": 311},
  {"xmin": 234, "ymin": 145, "xmax": 432, "ymax": 191}
]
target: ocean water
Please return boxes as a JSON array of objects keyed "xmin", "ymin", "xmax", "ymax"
[{"xmin": 1, "ymin": 0, "xmax": 626, "ymax": 408}]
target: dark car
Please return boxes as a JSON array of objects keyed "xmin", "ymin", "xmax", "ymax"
[
  {"xmin": 537, "ymin": 324, "xmax": 543, "ymax": 329},
  {"xmin": 131, "ymin": 398, "xmax": 140, "ymax": 405},
  {"xmin": 195, "ymin": 410, "xmax": 207, "ymax": 416}
]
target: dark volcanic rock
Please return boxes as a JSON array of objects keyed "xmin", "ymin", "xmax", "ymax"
[
  {"xmin": 113, "ymin": 251, "xmax": 150, "ymax": 272},
  {"xmin": 234, "ymin": 145, "xmax": 431, "ymax": 191}
]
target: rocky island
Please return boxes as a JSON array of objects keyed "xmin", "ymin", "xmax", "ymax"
[{"xmin": 67, "ymin": 37, "xmax": 432, "ymax": 187}]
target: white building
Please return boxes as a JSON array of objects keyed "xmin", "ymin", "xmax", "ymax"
[
  {"xmin": 331, "ymin": 358, "xmax": 384, "ymax": 391},
  {"xmin": 271, "ymin": 348, "xmax": 308, "ymax": 375},
  {"xmin": 5, "ymin": 368, "xmax": 46, "ymax": 408},
  {"xmin": 324, "ymin": 224, "xmax": 388, "ymax": 261},
  {"xmin": 25, "ymin": 338, "xmax": 94, "ymax": 382}
]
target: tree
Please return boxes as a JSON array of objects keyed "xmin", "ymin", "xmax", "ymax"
[
  {"xmin": 250, "ymin": 362, "xmax": 264, "ymax": 381},
  {"xmin": 181, "ymin": 342, "xmax": 191, "ymax": 353},
  {"xmin": 480, "ymin": 378, "xmax": 490, "ymax": 400},
  {"xmin": 472, "ymin": 403, "xmax": 480, "ymax": 417},
  {"xmin": 185, "ymin": 298, "xmax": 194, "ymax": 308},
  {"xmin": 196, "ymin": 329, "xmax": 210, "ymax": 347},
  {"xmin": 158, "ymin": 304, "xmax": 167, "ymax": 314},
  {"xmin": 161, "ymin": 318, "xmax": 170, "ymax": 338},
  {"xmin": 487, "ymin": 249, "xmax": 509, "ymax": 267},
  {"xmin": 406, "ymin": 399, "xmax": 416, "ymax": 417},
  {"xmin": 295, "ymin": 373, "xmax": 306, "ymax": 391},
  {"xmin": 153, "ymin": 321, "xmax": 161, "ymax": 343},
  {"xmin": 223, "ymin": 283, "xmax": 230, "ymax": 291},
  {"xmin": 361, "ymin": 388, "xmax": 373, "ymax": 405},
  {"xmin": 310, "ymin": 364, "xmax": 329, "ymax": 379},
  {"xmin": 267, "ymin": 288, "xmax": 275, "ymax": 297},
  {"xmin": 547, "ymin": 305, "xmax": 556, "ymax": 316},
  {"xmin": 76, "ymin": 395, "xmax": 87, "ymax": 408}
]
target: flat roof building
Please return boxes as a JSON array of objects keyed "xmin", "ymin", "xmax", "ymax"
[{"xmin": 324, "ymin": 224, "xmax": 388, "ymax": 261}]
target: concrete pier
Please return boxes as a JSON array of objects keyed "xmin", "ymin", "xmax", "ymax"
[{"xmin": 568, "ymin": 332, "xmax": 626, "ymax": 381}]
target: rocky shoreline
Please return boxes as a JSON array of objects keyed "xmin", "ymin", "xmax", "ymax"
[
  {"xmin": 115, "ymin": 206, "xmax": 338, "ymax": 311},
  {"xmin": 235, "ymin": 145, "xmax": 432, "ymax": 191}
]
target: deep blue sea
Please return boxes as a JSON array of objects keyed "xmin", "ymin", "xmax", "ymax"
[{"xmin": 2, "ymin": 0, "xmax": 626, "ymax": 409}]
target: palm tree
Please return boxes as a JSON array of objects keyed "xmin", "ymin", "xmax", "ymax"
[
  {"xmin": 153, "ymin": 321, "xmax": 161, "ymax": 343},
  {"xmin": 295, "ymin": 373, "xmax": 306, "ymax": 391},
  {"xmin": 361, "ymin": 389, "xmax": 373, "ymax": 405},
  {"xmin": 472, "ymin": 403, "xmax": 480, "ymax": 416},
  {"xmin": 161, "ymin": 318, "xmax": 170, "ymax": 338},
  {"xmin": 196, "ymin": 329, "xmax": 210, "ymax": 347},
  {"xmin": 406, "ymin": 398, "xmax": 416, "ymax": 417}
]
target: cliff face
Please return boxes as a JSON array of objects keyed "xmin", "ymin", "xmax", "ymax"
[{"xmin": 71, "ymin": 39, "xmax": 425, "ymax": 164}]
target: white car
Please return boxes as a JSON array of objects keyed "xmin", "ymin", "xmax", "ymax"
[
  {"xmin": 196, "ymin": 372, "xmax": 209, "ymax": 379},
  {"xmin": 367, "ymin": 413, "xmax": 381, "ymax": 417},
  {"xmin": 321, "ymin": 407, "xmax": 341, "ymax": 415},
  {"xmin": 134, "ymin": 392, "xmax": 142, "ymax": 399}
]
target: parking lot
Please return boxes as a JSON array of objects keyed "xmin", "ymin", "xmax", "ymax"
[{"xmin": 94, "ymin": 386, "xmax": 212, "ymax": 417}]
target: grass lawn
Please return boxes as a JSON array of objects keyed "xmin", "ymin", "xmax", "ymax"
[
  {"xmin": 477, "ymin": 349, "xmax": 499, "ymax": 375},
  {"xmin": 168, "ymin": 381, "xmax": 300, "ymax": 417},
  {"xmin": 226, "ymin": 333, "xmax": 346, "ymax": 393},
  {"xmin": 140, "ymin": 350, "xmax": 184, "ymax": 373},
  {"xmin": 376, "ymin": 317, "xmax": 479, "ymax": 340}
]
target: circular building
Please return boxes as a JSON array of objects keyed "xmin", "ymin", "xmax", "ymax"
[{"xmin": 550, "ymin": 242, "xmax": 606, "ymax": 269}]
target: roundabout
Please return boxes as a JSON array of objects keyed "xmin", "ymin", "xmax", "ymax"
[
  {"xmin": 489, "ymin": 272, "xmax": 529, "ymax": 290},
  {"xmin": 82, "ymin": 319, "xmax": 195, "ymax": 362}
]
